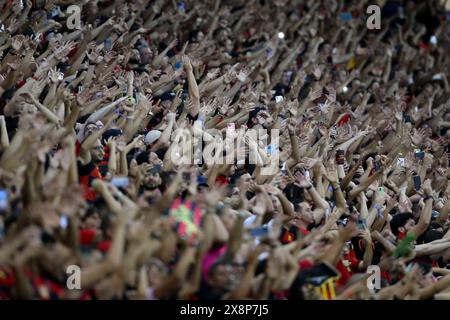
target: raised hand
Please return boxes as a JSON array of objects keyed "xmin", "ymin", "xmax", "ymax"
[
  {"xmin": 75, "ymin": 85, "xmax": 94, "ymax": 104},
  {"xmin": 205, "ymin": 68, "xmax": 220, "ymax": 80},
  {"xmin": 411, "ymin": 128, "xmax": 428, "ymax": 146},
  {"xmin": 203, "ymin": 186, "xmax": 227, "ymax": 207},
  {"xmin": 198, "ymin": 101, "xmax": 214, "ymax": 117},
  {"xmin": 264, "ymin": 184, "xmax": 282, "ymax": 196},
  {"xmin": 236, "ymin": 67, "xmax": 250, "ymax": 83},
  {"xmin": 309, "ymin": 87, "xmax": 322, "ymax": 101},
  {"xmin": 300, "ymin": 157, "xmax": 318, "ymax": 169},
  {"xmin": 48, "ymin": 67, "xmax": 63, "ymax": 83},
  {"xmin": 11, "ymin": 34, "xmax": 26, "ymax": 51},
  {"xmin": 223, "ymin": 70, "xmax": 236, "ymax": 84},
  {"xmin": 252, "ymin": 194, "xmax": 267, "ymax": 216},
  {"xmin": 312, "ymin": 64, "xmax": 322, "ymax": 80},
  {"xmin": 168, "ymin": 37, "xmax": 178, "ymax": 49},
  {"xmin": 294, "ymin": 171, "xmax": 311, "ymax": 188},
  {"xmin": 325, "ymin": 165, "xmax": 338, "ymax": 183},
  {"xmin": 317, "ymin": 100, "xmax": 331, "ymax": 114},
  {"xmin": 113, "ymin": 19, "xmax": 129, "ymax": 34},
  {"xmin": 53, "ymin": 40, "xmax": 77, "ymax": 61},
  {"xmin": 422, "ymin": 179, "xmax": 433, "ymax": 196},
  {"xmin": 181, "ymin": 55, "xmax": 193, "ymax": 73},
  {"xmin": 287, "ymin": 118, "xmax": 297, "ymax": 134},
  {"xmin": 326, "ymin": 85, "xmax": 337, "ymax": 103},
  {"xmin": 86, "ymin": 42, "xmax": 103, "ymax": 63},
  {"xmin": 339, "ymin": 220, "xmax": 359, "ymax": 241},
  {"xmin": 248, "ymin": 182, "xmax": 264, "ymax": 194}
]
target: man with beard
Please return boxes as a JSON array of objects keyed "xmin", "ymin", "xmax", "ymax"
[{"xmin": 78, "ymin": 138, "xmax": 105, "ymax": 202}]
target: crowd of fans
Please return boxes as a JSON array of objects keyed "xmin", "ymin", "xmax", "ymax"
[{"xmin": 1, "ymin": 0, "xmax": 450, "ymax": 300}]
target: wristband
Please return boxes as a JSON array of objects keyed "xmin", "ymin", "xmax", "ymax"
[
  {"xmin": 306, "ymin": 184, "xmax": 313, "ymax": 190},
  {"xmin": 237, "ymin": 210, "xmax": 247, "ymax": 218},
  {"xmin": 373, "ymin": 204, "xmax": 383, "ymax": 218},
  {"xmin": 126, "ymin": 96, "xmax": 136, "ymax": 106},
  {"xmin": 215, "ymin": 203, "xmax": 226, "ymax": 213},
  {"xmin": 114, "ymin": 108, "xmax": 127, "ymax": 118},
  {"xmin": 424, "ymin": 195, "xmax": 433, "ymax": 201}
]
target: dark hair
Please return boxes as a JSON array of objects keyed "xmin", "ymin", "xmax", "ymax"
[
  {"xmin": 83, "ymin": 198, "xmax": 107, "ymax": 221},
  {"xmin": 351, "ymin": 237, "xmax": 365, "ymax": 260},
  {"xmin": 208, "ymin": 260, "xmax": 230, "ymax": 279},
  {"xmin": 135, "ymin": 151, "xmax": 149, "ymax": 165},
  {"xmin": 100, "ymin": 213, "xmax": 113, "ymax": 238},
  {"xmin": 247, "ymin": 107, "xmax": 265, "ymax": 124},
  {"xmin": 429, "ymin": 221, "xmax": 443, "ymax": 230},
  {"xmin": 255, "ymin": 258, "xmax": 267, "ymax": 276},
  {"xmin": 159, "ymin": 171, "xmax": 177, "ymax": 192},
  {"xmin": 415, "ymin": 261, "xmax": 432, "ymax": 275},
  {"xmin": 101, "ymin": 129, "xmax": 122, "ymax": 144},
  {"xmin": 1, "ymin": 88, "xmax": 15, "ymax": 101},
  {"xmin": 390, "ymin": 212, "xmax": 414, "ymax": 236},
  {"xmin": 77, "ymin": 114, "xmax": 92, "ymax": 124},
  {"xmin": 284, "ymin": 184, "xmax": 305, "ymax": 205},
  {"xmin": 229, "ymin": 169, "xmax": 248, "ymax": 185},
  {"xmin": 228, "ymin": 172, "xmax": 241, "ymax": 185},
  {"xmin": 82, "ymin": 206, "xmax": 98, "ymax": 221},
  {"xmin": 418, "ymin": 229, "xmax": 443, "ymax": 244}
]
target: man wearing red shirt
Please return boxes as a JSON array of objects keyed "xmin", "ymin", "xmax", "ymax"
[{"xmin": 280, "ymin": 202, "xmax": 313, "ymax": 244}]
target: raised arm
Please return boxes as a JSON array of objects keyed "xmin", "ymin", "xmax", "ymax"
[
  {"xmin": 182, "ymin": 55, "xmax": 200, "ymax": 117},
  {"xmin": 407, "ymin": 180, "xmax": 433, "ymax": 240}
]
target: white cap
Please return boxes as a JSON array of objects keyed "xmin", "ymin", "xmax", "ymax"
[{"xmin": 144, "ymin": 130, "xmax": 161, "ymax": 145}]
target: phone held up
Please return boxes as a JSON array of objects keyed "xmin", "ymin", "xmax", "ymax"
[{"xmin": 413, "ymin": 175, "xmax": 421, "ymax": 191}]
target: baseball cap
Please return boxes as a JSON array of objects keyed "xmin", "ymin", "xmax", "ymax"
[
  {"xmin": 197, "ymin": 175, "xmax": 209, "ymax": 188},
  {"xmin": 144, "ymin": 130, "xmax": 161, "ymax": 145}
]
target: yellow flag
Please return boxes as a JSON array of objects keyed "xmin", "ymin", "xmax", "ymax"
[{"xmin": 346, "ymin": 57, "xmax": 356, "ymax": 70}]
